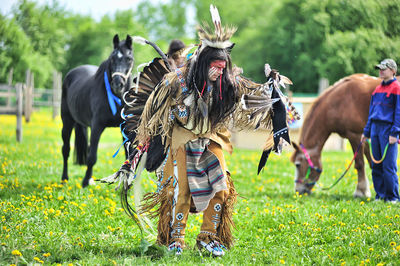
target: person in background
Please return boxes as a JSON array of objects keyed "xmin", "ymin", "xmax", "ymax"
[
  {"xmin": 167, "ymin": 39, "xmax": 186, "ymax": 70},
  {"xmin": 362, "ymin": 58, "xmax": 400, "ymax": 203}
]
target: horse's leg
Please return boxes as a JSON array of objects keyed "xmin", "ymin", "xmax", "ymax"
[
  {"xmin": 82, "ymin": 124, "xmax": 105, "ymax": 188},
  {"xmin": 61, "ymin": 107, "xmax": 75, "ymax": 183},
  {"xmin": 363, "ymin": 141, "xmax": 372, "ymax": 169},
  {"xmin": 348, "ymin": 133, "xmax": 371, "ymax": 198}
]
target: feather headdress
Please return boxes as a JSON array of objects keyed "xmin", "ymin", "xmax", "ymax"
[{"xmin": 196, "ymin": 5, "xmax": 237, "ymax": 53}]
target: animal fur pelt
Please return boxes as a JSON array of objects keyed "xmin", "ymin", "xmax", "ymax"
[{"xmin": 255, "ymin": 68, "xmax": 295, "ymax": 174}]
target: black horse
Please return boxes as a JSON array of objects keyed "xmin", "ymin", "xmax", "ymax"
[{"xmin": 61, "ymin": 34, "xmax": 133, "ymax": 188}]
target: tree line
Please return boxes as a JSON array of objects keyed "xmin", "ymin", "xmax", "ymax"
[{"xmin": 1, "ymin": 0, "xmax": 399, "ymax": 93}]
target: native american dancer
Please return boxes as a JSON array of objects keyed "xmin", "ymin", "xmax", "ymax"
[{"xmin": 101, "ymin": 5, "xmax": 299, "ymax": 257}]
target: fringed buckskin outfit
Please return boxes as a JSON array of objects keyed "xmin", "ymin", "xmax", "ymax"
[
  {"xmin": 100, "ymin": 4, "xmax": 297, "ymax": 256},
  {"xmin": 137, "ymin": 67, "xmax": 243, "ymax": 249}
]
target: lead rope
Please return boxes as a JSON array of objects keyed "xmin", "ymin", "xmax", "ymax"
[
  {"xmin": 320, "ymin": 139, "xmax": 364, "ymax": 190},
  {"xmin": 366, "ymin": 139, "xmax": 389, "ymax": 164}
]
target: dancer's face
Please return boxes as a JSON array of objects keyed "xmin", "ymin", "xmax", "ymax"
[{"xmin": 208, "ymin": 60, "xmax": 226, "ymax": 81}]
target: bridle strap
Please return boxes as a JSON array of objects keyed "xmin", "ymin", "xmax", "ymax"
[
  {"xmin": 299, "ymin": 143, "xmax": 323, "ymax": 173},
  {"xmin": 299, "ymin": 143, "xmax": 315, "ymax": 168},
  {"xmin": 295, "ymin": 143, "xmax": 322, "ymax": 186},
  {"xmin": 111, "ymin": 65, "xmax": 133, "ymax": 82}
]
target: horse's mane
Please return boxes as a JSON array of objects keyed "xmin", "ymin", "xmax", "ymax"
[
  {"xmin": 300, "ymin": 76, "xmax": 354, "ymax": 142},
  {"xmin": 93, "ymin": 57, "xmax": 111, "ymax": 84}
]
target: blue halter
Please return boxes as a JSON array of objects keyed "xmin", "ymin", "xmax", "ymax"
[{"xmin": 104, "ymin": 71, "xmax": 121, "ymax": 115}]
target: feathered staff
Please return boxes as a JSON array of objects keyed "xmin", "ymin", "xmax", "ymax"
[
  {"xmin": 99, "ymin": 36, "xmax": 177, "ymax": 238},
  {"xmin": 100, "ymin": 143, "xmax": 155, "ymax": 235},
  {"xmin": 131, "ymin": 36, "xmax": 171, "ymax": 70}
]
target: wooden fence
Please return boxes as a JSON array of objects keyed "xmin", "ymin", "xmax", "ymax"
[{"xmin": 0, "ymin": 69, "xmax": 62, "ymax": 142}]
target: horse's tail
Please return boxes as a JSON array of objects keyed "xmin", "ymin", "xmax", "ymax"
[{"xmin": 74, "ymin": 124, "xmax": 88, "ymax": 165}]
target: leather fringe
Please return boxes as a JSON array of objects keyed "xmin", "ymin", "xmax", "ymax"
[
  {"xmin": 218, "ymin": 172, "xmax": 237, "ymax": 249},
  {"xmin": 139, "ymin": 177, "xmax": 174, "ymax": 246}
]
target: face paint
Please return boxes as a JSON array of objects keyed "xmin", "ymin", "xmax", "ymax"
[
  {"xmin": 208, "ymin": 60, "xmax": 226, "ymax": 81},
  {"xmin": 208, "ymin": 67, "xmax": 219, "ymax": 79}
]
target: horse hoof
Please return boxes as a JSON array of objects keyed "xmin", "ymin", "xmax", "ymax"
[
  {"xmin": 82, "ymin": 180, "xmax": 89, "ymax": 188},
  {"xmin": 82, "ymin": 178, "xmax": 95, "ymax": 188},
  {"xmin": 353, "ymin": 189, "xmax": 371, "ymax": 198}
]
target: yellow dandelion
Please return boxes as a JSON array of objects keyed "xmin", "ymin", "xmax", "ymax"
[
  {"xmin": 369, "ymin": 247, "xmax": 374, "ymax": 251},
  {"xmin": 11, "ymin": 249, "xmax": 22, "ymax": 256},
  {"xmin": 43, "ymin": 252, "xmax": 51, "ymax": 257}
]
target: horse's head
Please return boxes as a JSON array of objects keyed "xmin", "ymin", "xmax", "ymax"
[
  {"xmin": 109, "ymin": 34, "xmax": 134, "ymax": 97},
  {"xmin": 291, "ymin": 142, "xmax": 322, "ymax": 195}
]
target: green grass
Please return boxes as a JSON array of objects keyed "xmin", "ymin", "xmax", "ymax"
[{"xmin": 1, "ymin": 109, "xmax": 400, "ymax": 265}]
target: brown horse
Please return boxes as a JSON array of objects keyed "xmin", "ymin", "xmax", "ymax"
[{"xmin": 290, "ymin": 73, "xmax": 385, "ymax": 197}]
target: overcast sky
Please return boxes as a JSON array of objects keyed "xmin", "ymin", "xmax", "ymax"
[{"xmin": 0, "ymin": 0, "xmax": 151, "ymax": 20}]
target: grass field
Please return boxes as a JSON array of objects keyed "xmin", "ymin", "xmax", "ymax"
[{"xmin": 1, "ymin": 110, "xmax": 400, "ymax": 265}]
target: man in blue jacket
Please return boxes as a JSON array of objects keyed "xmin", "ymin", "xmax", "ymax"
[{"xmin": 362, "ymin": 58, "xmax": 400, "ymax": 203}]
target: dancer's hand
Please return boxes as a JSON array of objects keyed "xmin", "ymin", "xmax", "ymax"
[{"xmin": 389, "ymin": 135, "xmax": 397, "ymax": 145}]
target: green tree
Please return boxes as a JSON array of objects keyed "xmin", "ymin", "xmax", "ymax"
[
  {"xmin": 0, "ymin": 14, "xmax": 32, "ymax": 84},
  {"xmin": 8, "ymin": 0, "xmax": 71, "ymax": 87},
  {"xmin": 135, "ymin": 0, "xmax": 191, "ymax": 41},
  {"xmin": 63, "ymin": 10, "xmax": 160, "ymax": 76}
]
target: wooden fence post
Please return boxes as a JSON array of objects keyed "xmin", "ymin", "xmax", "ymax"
[
  {"xmin": 52, "ymin": 71, "xmax": 62, "ymax": 119},
  {"xmin": 24, "ymin": 69, "xmax": 33, "ymax": 122},
  {"xmin": 16, "ymin": 83, "xmax": 23, "ymax": 142},
  {"xmin": 318, "ymin": 77, "xmax": 329, "ymax": 95},
  {"xmin": 7, "ymin": 68, "xmax": 13, "ymax": 108}
]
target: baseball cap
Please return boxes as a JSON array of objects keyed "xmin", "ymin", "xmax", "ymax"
[{"xmin": 375, "ymin": 58, "xmax": 397, "ymax": 72}]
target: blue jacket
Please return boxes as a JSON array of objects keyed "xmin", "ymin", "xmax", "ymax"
[{"xmin": 363, "ymin": 78, "xmax": 400, "ymax": 138}]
